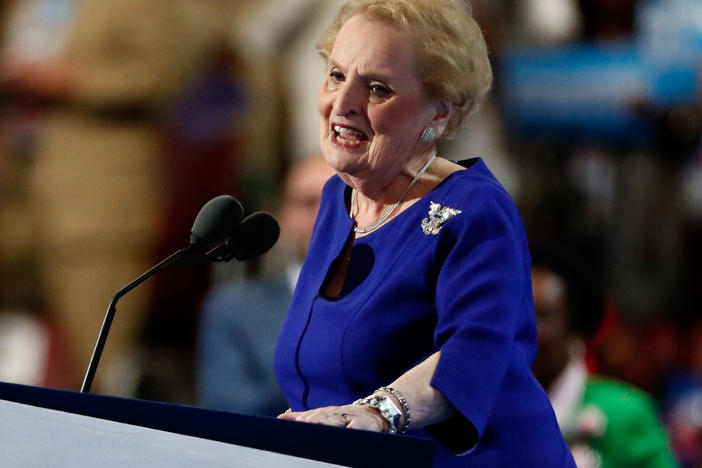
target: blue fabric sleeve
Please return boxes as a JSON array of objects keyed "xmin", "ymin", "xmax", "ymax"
[{"xmin": 430, "ymin": 183, "xmax": 532, "ymax": 445}]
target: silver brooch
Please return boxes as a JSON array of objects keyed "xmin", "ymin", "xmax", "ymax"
[{"xmin": 421, "ymin": 201, "xmax": 462, "ymax": 235}]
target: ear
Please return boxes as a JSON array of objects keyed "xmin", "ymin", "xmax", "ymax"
[{"xmin": 432, "ymin": 98, "xmax": 452, "ymax": 138}]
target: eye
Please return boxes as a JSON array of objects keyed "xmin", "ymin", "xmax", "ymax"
[
  {"xmin": 329, "ymin": 70, "xmax": 345, "ymax": 82},
  {"xmin": 369, "ymin": 82, "xmax": 391, "ymax": 97}
]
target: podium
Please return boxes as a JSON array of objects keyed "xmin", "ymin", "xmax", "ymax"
[{"xmin": 0, "ymin": 382, "xmax": 435, "ymax": 467}]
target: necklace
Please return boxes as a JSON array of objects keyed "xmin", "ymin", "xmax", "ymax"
[{"xmin": 349, "ymin": 154, "xmax": 436, "ymax": 233}]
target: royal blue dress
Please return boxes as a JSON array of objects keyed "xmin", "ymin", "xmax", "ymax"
[{"xmin": 274, "ymin": 158, "xmax": 575, "ymax": 467}]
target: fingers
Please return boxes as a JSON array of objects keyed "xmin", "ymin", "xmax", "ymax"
[
  {"xmin": 276, "ymin": 405, "xmax": 387, "ymax": 432},
  {"xmin": 333, "ymin": 411, "xmax": 351, "ymax": 426},
  {"xmin": 280, "ymin": 407, "xmax": 347, "ymax": 425},
  {"xmin": 345, "ymin": 405, "xmax": 388, "ymax": 432},
  {"xmin": 277, "ymin": 407, "xmax": 333, "ymax": 422}
]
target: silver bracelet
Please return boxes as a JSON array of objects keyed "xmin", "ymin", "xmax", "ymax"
[
  {"xmin": 353, "ymin": 394, "xmax": 402, "ymax": 433},
  {"xmin": 376, "ymin": 386, "xmax": 411, "ymax": 433}
]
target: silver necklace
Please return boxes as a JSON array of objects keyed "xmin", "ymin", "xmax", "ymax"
[{"xmin": 350, "ymin": 154, "xmax": 436, "ymax": 233}]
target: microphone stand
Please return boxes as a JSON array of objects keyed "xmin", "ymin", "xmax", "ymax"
[{"xmin": 80, "ymin": 246, "xmax": 193, "ymax": 393}]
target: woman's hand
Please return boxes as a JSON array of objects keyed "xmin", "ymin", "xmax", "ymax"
[
  {"xmin": 277, "ymin": 404, "xmax": 389, "ymax": 432},
  {"xmin": 278, "ymin": 352, "xmax": 455, "ymax": 434}
]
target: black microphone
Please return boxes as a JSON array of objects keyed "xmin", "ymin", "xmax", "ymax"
[
  {"xmin": 189, "ymin": 195, "xmax": 243, "ymax": 248},
  {"xmin": 207, "ymin": 211, "xmax": 280, "ymax": 262},
  {"xmin": 80, "ymin": 195, "xmax": 243, "ymax": 393}
]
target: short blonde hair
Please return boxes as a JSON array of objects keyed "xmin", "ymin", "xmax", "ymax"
[{"xmin": 317, "ymin": 0, "xmax": 492, "ymax": 139}]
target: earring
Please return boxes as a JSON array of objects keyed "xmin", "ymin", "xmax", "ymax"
[{"xmin": 420, "ymin": 127, "xmax": 436, "ymax": 144}]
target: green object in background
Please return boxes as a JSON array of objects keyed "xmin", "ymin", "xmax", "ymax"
[{"xmin": 580, "ymin": 377, "xmax": 679, "ymax": 468}]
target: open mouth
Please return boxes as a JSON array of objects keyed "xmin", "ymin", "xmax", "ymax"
[{"xmin": 332, "ymin": 124, "xmax": 368, "ymax": 147}]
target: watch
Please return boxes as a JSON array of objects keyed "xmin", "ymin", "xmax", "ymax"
[{"xmin": 353, "ymin": 394, "xmax": 402, "ymax": 433}]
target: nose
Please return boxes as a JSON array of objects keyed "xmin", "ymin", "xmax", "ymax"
[{"xmin": 334, "ymin": 81, "xmax": 363, "ymax": 117}]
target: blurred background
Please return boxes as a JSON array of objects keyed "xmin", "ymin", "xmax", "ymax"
[{"xmin": 0, "ymin": 0, "xmax": 701, "ymax": 465}]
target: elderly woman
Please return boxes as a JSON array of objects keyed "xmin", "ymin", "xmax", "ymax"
[{"xmin": 274, "ymin": 1, "xmax": 575, "ymax": 466}]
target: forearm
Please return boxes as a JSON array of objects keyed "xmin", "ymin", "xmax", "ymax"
[
  {"xmin": 278, "ymin": 350, "xmax": 460, "ymax": 433},
  {"xmin": 377, "ymin": 351, "xmax": 457, "ymax": 431}
]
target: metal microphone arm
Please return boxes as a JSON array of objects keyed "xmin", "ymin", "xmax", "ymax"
[
  {"xmin": 80, "ymin": 246, "xmax": 192, "ymax": 393},
  {"xmin": 80, "ymin": 194, "xmax": 244, "ymax": 393}
]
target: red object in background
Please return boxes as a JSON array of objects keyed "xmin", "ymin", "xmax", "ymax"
[
  {"xmin": 585, "ymin": 299, "xmax": 619, "ymax": 374},
  {"xmin": 42, "ymin": 315, "xmax": 72, "ymax": 390},
  {"xmin": 586, "ymin": 300, "xmax": 682, "ymax": 397}
]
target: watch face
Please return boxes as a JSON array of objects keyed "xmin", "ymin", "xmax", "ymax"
[
  {"xmin": 354, "ymin": 395, "xmax": 403, "ymax": 433},
  {"xmin": 372, "ymin": 396, "xmax": 402, "ymax": 433}
]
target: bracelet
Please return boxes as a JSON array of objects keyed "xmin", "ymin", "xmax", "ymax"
[
  {"xmin": 376, "ymin": 386, "xmax": 411, "ymax": 433},
  {"xmin": 353, "ymin": 394, "xmax": 402, "ymax": 433}
]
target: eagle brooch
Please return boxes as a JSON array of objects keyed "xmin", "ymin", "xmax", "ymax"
[{"xmin": 421, "ymin": 201, "xmax": 462, "ymax": 235}]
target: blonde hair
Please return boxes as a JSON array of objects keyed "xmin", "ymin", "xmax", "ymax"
[{"xmin": 317, "ymin": 0, "xmax": 492, "ymax": 139}]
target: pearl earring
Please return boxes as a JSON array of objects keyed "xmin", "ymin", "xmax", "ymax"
[{"xmin": 420, "ymin": 127, "xmax": 436, "ymax": 144}]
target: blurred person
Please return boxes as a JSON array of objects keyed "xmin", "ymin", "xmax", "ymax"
[
  {"xmin": 274, "ymin": 1, "xmax": 575, "ymax": 466},
  {"xmin": 662, "ymin": 321, "xmax": 702, "ymax": 468},
  {"xmin": 0, "ymin": 0, "xmax": 204, "ymax": 394},
  {"xmin": 196, "ymin": 155, "xmax": 334, "ymax": 415},
  {"xmin": 531, "ymin": 252, "xmax": 679, "ymax": 468}
]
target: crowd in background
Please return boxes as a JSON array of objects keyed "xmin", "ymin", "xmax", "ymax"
[{"xmin": 0, "ymin": 0, "xmax": 701, "ymax": 466}]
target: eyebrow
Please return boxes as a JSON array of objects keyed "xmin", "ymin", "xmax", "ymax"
[{"xmin": 327, "ymin": 57, "xmax": 395, "ymax": 84}]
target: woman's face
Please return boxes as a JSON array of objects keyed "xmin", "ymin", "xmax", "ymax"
[{"xmin": 317, "ymin": 14, "xmax": 438, "ymax": 187}]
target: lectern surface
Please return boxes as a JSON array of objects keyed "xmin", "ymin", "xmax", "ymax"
[{"xmin": 0, "ymin": 399, "xmax": 341, "ymax": 468}]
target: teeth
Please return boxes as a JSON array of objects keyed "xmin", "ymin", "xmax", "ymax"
[
  {"xmin": 333, "ymin": 125, "xmax": 365, "ymax": 146},
  {"xmin": 334, "ymin": 125, "xmax": 365, "ymax": 139},
  {"xmin": 337, "ymin": 134, "xmax": 361, "ymax": 145}
]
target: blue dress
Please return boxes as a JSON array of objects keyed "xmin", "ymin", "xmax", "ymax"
[{"xmin": 274, "ymin": 159, "xmax": 575, "ymax": 467}]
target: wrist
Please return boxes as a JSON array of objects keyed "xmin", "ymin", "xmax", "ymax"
[
  {"xmin": 353, "ymin": 386, "xmax": 412, "ymax": 434},
  {"xmin": 375, "ymin": 386, "xmax": 411, "ymax": 433},
  {"xmin": 357, "ymin": 403, "xmax": 392, "ymax": 432},
  {"xmin": 353, "ymin": 394, "xmax": 402, "ymax": 433}
]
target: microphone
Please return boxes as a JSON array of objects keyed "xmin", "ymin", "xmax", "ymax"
[
  {"xmin": 189, "ymin": 195, "xmax": 243, "ymax": 248},
  {"xmin": 207, "ymin": 211, "xmax": 280, "ymax": 262},
  {"xmin": 80, "ymin": 195, "xmax": 243, "ymax": 393}
]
